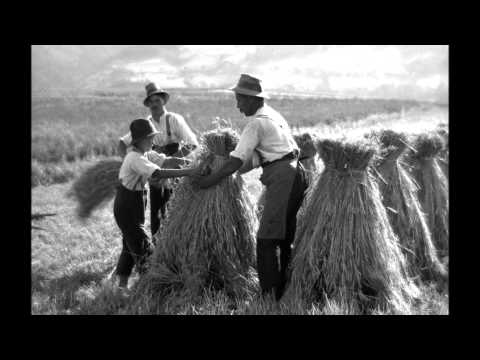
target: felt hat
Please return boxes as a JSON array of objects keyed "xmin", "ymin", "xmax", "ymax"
[
  {"xmin": 230, "ymin": 74, "xmax": 270, "ymax": 99},
  {"xmin": 143, "ymin": 82, "xmax": 170, "ymax": 107},
  {"xmin": 130, "ymin": 118, "xmax": 160, "ymax": 144}
]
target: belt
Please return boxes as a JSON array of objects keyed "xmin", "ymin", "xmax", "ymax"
[
  {"xmin": 261, "ymin": 151, "xmax": 298, "ymax": 168},
  {"xmin": 117, "ymin": 183, "xmax": 148, "ymax": 194}
]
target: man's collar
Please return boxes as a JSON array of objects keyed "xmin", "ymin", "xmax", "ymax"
[{"xmin": 148, "ymin": 109, "xmax": 168, "ymax": 123}]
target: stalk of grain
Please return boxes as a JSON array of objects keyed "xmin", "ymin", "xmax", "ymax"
[
  {"xmin": 370, "ymin": 129, "xmax": 447, "ymax": 285},
  {"xmin": 436, "ymin": 124, "xmax": 449, "ymax": 180},
  {"xmin": 285, "ymin": 138, "xmax": 419, "ymax": 314},
  {"xmin": 133, "ymin": 128, "xmax": 258, "ymax": 304},
  {"xmin": 294, "ymin": 132, "xmax": 319, "ymax": 183},
  {"xmin": 406, "ymin": 132, "xmax": 449, "ymax": 259},
  {"xmin": 68, "ymin": 158, "xmax": 122, "ymax": 219}
]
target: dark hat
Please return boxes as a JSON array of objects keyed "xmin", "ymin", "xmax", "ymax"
[
  {"xmin": 230, "ymin": 74, "xmax": 270, "ymax": 99},
  {"xmin": 143, "ymin": 82, "xmax": 170, "ymax": 107},
  {"xmin": 130, "ymin": 118, "xmax": 160, "ymax": 144}
]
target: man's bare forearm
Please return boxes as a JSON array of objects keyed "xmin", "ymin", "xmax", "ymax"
[{"xmin": 204, "ymin": 157, "xmax": 243, "ymax": 186}]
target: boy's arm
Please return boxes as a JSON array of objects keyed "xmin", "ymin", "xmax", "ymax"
[
  {"xmin": 118, "ymin": 132, "xmax": 131, "ymax": 159},
  {"xmin": 150, "ymin": 167, "xmax": 196, "ymax": 181},
  {"xmin": 118, "ymin": 140, "xmax": 127, "ymax": 158}
]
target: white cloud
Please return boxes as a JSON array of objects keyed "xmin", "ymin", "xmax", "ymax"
[
  {"xmin": 179, "ymin": 45, "xmax": 257, "ymax": 69},
  {"xmin": 36, "ymin": 45, "xmax": 448, "ymax": 101},
  {"xmin": 416, "ymin": 74, "xmax": 448, "ymax": 89}
]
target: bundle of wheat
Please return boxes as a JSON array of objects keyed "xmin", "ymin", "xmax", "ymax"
[
  {"xmin": 294, "ymin": 132, "xmax": 318, "ymax": 175},
  {"xmin": 286, "ymin": 138, "xmax": 419, "ymax": 313},
  {"xmin": 436, "ymin": 124, "xmax": 449, "ymax": 179},
  {"xmin": 407, "ymin": 132, "xmax": 449, "ymax": 258},
  {"xmin": 133, "ymin": 128, "xmax": 258, "ymax": 303},
  {"xmin": 370, "ymin": 129, "xmax": 447, "ymax": 284},
  {"xmin": 69, "ymin": 158, "xmax": 122, "ymax": 219}
]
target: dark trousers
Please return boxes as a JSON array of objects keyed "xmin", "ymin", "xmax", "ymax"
[
  {"xmin": 149, "ymin": 185, "xmax": 173, "ymax": 239},
  {"xmin": 257, "ymin": 164, "xmax": 309, "ymax": 301},
  {"xmin": 114, "ymin": 185, "xmax": 153, "ymax": 277}
]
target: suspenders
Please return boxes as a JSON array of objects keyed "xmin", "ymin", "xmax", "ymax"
[{"xmin": 165, "ymin": 113, "xmax": 171, "ymax": 139}]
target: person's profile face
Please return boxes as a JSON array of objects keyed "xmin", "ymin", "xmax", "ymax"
[{"xmin": 235, "ymin": 93, "xmax": 254, "ymax": 116}]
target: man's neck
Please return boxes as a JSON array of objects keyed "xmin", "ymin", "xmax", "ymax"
[
  {"xmin": 151, "ymin": 108, "xmax": 167, "ymax": 122},
  {"xmin": 249, "ymin": 103, "xmax": 265, "ymax": 117}
]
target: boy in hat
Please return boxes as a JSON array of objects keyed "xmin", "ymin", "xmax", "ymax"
[
  {"xmin": 118, "ymin": 83, "xmax": 199, "ymax": 240},
  {"xmin": 113, "ymin": 118, "xmax": 199, "ymax": 290},
  {"xmin": 193, "ymin": 74, "xmax": 309, "ymax": 301}
]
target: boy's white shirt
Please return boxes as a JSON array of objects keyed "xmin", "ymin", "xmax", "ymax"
[{"xmin": 119, "ymin": 149, "xmax": 167, "ymax": 191}]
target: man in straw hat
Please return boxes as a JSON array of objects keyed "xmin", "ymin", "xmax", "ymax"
[
  {"xmin": 193, "ymin": 74, "xmax": 309, "ymax": 301},
  {"xmin": 118, "ymin": 83, "xmax": 199, "ymax": 240}
]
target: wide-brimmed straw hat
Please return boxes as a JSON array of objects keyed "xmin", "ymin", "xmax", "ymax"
[
  {"xmin": 130, "ymin": 118, "xmax": 160, "ymax": 144},
  {"xmin": 143, "ymin": 82, "xmax": 170, "ymax": 107},
  {"xmin": 230, "ymin": 74, "xmax": 270, "ymax": 99}
]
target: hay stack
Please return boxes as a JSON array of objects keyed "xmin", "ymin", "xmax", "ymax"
[
  {"xmin": 294, "ymin": 132, "xmax": 319, "ymax": 181},
  {"xmin": 286, "ymin": 138, "xmax": 419, "ymax": 313},
  {"xmin": 436, "ymin": 124, "xmax": 449, "ymax": 179},
  {"xmin": 134, "ymin": 128, "xmax": 258, "ymax": 302},
  {"xmin": 69, "ymin": 158, "xmax": 122, "ymax": 219},
  {"xmin": 371, "ymin": 130, "xmax": 447, "ymax": 283},
  {"xmin": 407, "ymin": 132, "xmax": 449, "ymax": 258}
]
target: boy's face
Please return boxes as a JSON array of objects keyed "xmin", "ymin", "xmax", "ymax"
[{"xmin": 138, "ymin": 136, "xmax": 155, "ymax": 152}]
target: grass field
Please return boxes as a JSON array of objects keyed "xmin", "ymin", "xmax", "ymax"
[
  {"xmin": 31, "ymin": 92, "xmax": 449, "ymax": 315},
  {"xmin": 32, "ymin": 90, "xmax": 429, "ymax": 187}
]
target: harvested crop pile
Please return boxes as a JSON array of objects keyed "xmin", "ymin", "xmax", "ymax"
[
  {"xmin": 286, "ymin": 138, "xmax": 419, "ymax": 313},
  {"xmin": 133, "ymin": 128, "xmax": 258, "ymax": 304},
  {"xmin": 407, "ymin": 132, "xmax": 449, "ymax": 258},
  {"xmin": 370, "ymin": 130, "xmax": 447, "ymax": 283},
  {"xmin": 436, "ymin": 124, "xmax": 449, "ymax": 179},
  {"xmin": 68, "ymin": 158, "xmax": 122, "ymax": 219},
  {"xmin": 294, "ymin": 132, "xmax": 319, "ymax": 181}
]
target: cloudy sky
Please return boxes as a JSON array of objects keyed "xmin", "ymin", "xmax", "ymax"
[{"xmin": 32, "ymin": 45, "xmax": 448, "ymax": 102}]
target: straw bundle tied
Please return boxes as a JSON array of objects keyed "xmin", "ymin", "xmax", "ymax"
[
  {"xmin": 134, "ymin": 128, "xmax": 258, "ymax": 303},
  {"xmin": 294, "ymin": 132, "xmax": 319, "ymax": 178},
  {"xmin": 408, "ymin": 132, "xmax": 449, "ymax": 258},
  {"xmin": 286, "ymin": 138, "xmax": 419, "ymax": 313},
  {"xmin": 370, "ymin": 130, "xmax": 447, "ymax": 284},
  {"xmin": 436, "ymin": 124, "xmax": 449, "ymax": 179},
  {"xmin": 69, "ymin": 158, "xmax": 122, "ymax": 219}
]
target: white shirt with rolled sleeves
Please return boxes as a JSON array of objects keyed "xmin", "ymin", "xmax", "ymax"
[
  {"xmin": 230, "ymin": 104, "xmax": 299, "ymax": 167},
  {"xmin": 119, "ymin": 150, "xmax": 167, "ymax": 191},
  {"xmin": 119, "ymin": 111, "xmax": 199, "ymax": 149}
]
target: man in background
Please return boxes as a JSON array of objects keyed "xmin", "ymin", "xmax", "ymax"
[{"xmin": 118, "ymin": 83, "xmax": 199, "ymax": 240}]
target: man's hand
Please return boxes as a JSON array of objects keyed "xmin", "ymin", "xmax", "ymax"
[{"xmin": 191, "ymin": 156, "xmax": 243, "ymax": 189}]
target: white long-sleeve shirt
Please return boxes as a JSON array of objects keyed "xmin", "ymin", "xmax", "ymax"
[
  {"xmin": 230, "ymin": 104, "xmax": 298, "ymax": 166},
  {"xmin": 120, "ymin": 111, "xmax": 199, "ymax": 149}
]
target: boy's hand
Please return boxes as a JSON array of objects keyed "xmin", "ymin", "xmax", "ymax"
[{"xmin": 163, "ymin": 157, "xmax": 191, "ymax": 169}]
